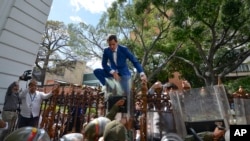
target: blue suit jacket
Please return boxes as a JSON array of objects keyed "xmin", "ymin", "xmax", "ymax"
[{"xmin": 102, "ymin": 45, "xmax": 143, "ymax": 76}]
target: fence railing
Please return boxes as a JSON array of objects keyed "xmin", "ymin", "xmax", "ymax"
[
  {"xmin": 11, "ymin": 82, "xmax": 248, "ymax": 140},
  {"xmin": 35, "ymin": 82, "xmax": 174, "ymax": 141},
  {"xmin": 37, "ymin": 85, "xmax": 105, "ymax": 140}
]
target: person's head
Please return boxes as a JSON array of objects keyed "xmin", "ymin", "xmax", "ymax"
[
  {"xmin": 182, "ymin": 80, "xmax": 191, "ymax": 90},
  {"xmin": 60, "ymin": 133, "xmax": 83, "ymax": 141},
  {"xmin": 107, "ymin": 35, "xmax": 118, "ymax": 52},
  {"xmin": 84, "ymin": 117, "xmax": 111, "ymax": 141},
  {"xmin": 6, "ymin": 81, "xmax": 19, "ymax": 95},
  {"xmin": 28, "ymin": 79, "xmax": 38, "ymax": 93},
  {"xmin": 163, "ymin": 82, "xmax": 178, "ymax": 92},
  {"xmin": 103, "ymin": 120, "xmax": 127, "ymax": 141},
  {"xmin": 4, "ymin": 127, "xmax": 50, "ymax": 141},
  {"xmin": 151, "ymin": 81, "xmax": 163, "ymax": 90}
]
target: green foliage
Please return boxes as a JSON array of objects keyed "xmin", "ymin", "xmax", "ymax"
[
  {"xmin": 224, "ymin": 76, "xmax": 250, "ymax": 94},
  {"xmin": 134, "ymin": 0, "xmax": 151, "ymax": 15},
  {"xmin": 168, "ymin": 0, "xmax": 250, "ymax": 85},
  {"xmin": 67, "ymin": 18, "xmax": 117, "ymax": 60},
  {"xmin": 221, "ymin": 0, "xmax": 248, "ymax": 29},
  {"xmin": 53, "ymin": 0, "xmax": 250, "ymax": 88},
  {"xmin": 172, "ymin": 28, "xmax": 189, "ymax": 41},
  {"xmin": 191, "ymin": 25, "xmax": 206, "ymax": 39},
  {"xmin": 168, "ymin": 43, "xmax": 205, "ymax": 87}
]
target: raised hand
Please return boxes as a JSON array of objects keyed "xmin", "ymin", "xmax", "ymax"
[
  {"xmin": 115, "ymin": 99, "xmax": 125, "ymax": 106},
  {"xmin": 51, "ymin": 83, "xmax": 60, "ymax": 94},
  {"xmin": 140, "ymin": 74, "xmax": 147, "ymax": 82}
]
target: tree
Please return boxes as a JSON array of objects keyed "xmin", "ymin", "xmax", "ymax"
[
  {"xmin": 68, "ymin": 2, "xmax": 182, "ymax": 87},
  {"xmin": 167, "ymin": 47, "xmax": 205, "ymax": 87},
  {"xmin": 139, "ymin": 0, "xmax": 250, "ymax": 86},
  {"xmin": 68, "ymin": 13, "xmax": 119, "ymax": 66},
  {"xmin": 225, "ymin": 76, "xmax": 250, "ymax": 94},
  {"xmin": 35, "ymin": 21, "xmax": 76, "ymax": 86},
  {"xmin": 106, "ymin": 0, "xmax": 183, "ymax": 86}
]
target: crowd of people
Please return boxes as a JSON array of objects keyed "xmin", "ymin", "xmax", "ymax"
[
  {"xmin": 0, "ymin": 34, "xmax": 229, "ymax": 141},
  {"xmin": 0, "ymin": 79, "xmax": 228, "ymax": 141}
]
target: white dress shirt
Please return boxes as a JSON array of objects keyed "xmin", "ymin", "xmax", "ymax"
[
  {"xmin": 110, "ymin": 48, "xmax": 118, "ymax": 74},
  {"xmin": 113, "ymin": 50, "xmax": 117, "ymax": 65},
  {"xmin": 19, "ymin": 89, "xmax": 52, "ymax": 118},
  {"xmin": 110, "ymin": 47, "xmax": 146, "ymax": 79}
]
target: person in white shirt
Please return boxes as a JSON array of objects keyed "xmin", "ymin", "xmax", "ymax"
[{"xmin": 18, "ymin": 80, "xmax": 56, "ymax": 128}]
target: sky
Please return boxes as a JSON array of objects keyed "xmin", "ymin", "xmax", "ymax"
[
  {"xmin": 48, "ymin": 0, "xmax": 116, "ymax": 25},
  {"xmin": 48, "ymin": 0, "xmax": 117, "ymax": 69}
]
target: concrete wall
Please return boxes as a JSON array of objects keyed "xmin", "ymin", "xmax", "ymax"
[{"xmin": 0, "ymin": 0, "xmax": 53, "ymax": 107}]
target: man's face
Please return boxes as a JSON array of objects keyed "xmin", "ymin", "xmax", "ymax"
[
  {"xmin": 29, "ymin": 83, "xmax": 37, "ymax": 93},
  {"xmin": 12, "ymin": 83, "xmax": 19, "ymax": 93},
  {"xmin": 108, "ymin": 39, "xmax": 118, "ymax": 52}
]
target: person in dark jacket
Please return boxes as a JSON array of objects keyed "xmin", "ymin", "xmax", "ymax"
[
  {"xmin": 2, "ymin": 81, "xmax": 20, "ymax": 139},
  {"xmin": 94, "ymin": 34, "xmax": 147, "ymax": 96}
]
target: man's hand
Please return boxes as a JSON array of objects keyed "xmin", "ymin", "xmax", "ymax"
[
  {"xmin": 140, "ymin": 74, "xmax": 147, "ymax": 82},
  {"xmin": 213, "ymin": 127, "xmax": 225, "ymax": 141},
  {"xmin": 115, "ymin": 99, "xmax": 125, "ymax": 106},
  {"xmin": 0, "ymin": 119, "xmax": 7, "ymax": 128},
  {"xmin": 113, "ymin": 72, "xmax": 120, "ymax": 81},
  {"xmin": 51, "ymin": 84, "xmax": 60, "ymax": 94}
]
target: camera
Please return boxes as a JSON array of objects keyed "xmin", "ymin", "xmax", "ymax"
[{"xmin": 19, "ymin": 70, "xmax": 32, "ymax": 81}]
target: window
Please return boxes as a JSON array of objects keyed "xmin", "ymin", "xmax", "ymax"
[{"xmin": 236, "ymin": 64, "xmax": 250, "ymax": 72}]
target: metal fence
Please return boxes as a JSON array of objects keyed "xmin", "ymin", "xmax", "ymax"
[
  {"xmin": 37, "ymin": 85, "xmax": 104, "ymax": 140},
  {"xmin": 11, "ymin": 82, "xmax": 240, "ymax": 141},
  {"xmin": 35, "ymin": 82, "xmax": 175, "ymax": 141}
]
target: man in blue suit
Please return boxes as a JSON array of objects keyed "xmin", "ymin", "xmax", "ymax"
[{"xmin": 94, "ymin": 34, "xmax": 147, "ymax": 96}]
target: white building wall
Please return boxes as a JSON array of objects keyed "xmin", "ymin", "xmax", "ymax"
[{"xmin": 0, "ymin": 0, "xmax": 53, "ymax": 107}]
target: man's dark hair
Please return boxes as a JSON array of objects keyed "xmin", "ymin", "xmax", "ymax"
[
  {"xmin": 107, "ymin": 34, "xmax": 117, "ymax": 42},
  {"xmin": 28, "ymin": 79, "xmax": 37, "ymax": 87},
  {"xmin": 6, "ymin": 81, "xmax": 18, "ymax": 95}
]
